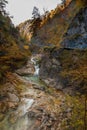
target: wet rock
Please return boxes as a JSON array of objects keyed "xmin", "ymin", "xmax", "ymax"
[{"xmin": 28, "ymin": 111, "xmax": 36, "ymax": 119}]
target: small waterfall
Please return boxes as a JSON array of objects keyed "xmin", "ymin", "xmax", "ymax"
[
  {"xmin": 34, "ymin": 65, "xmax": 39, "ymax": 75},
  {"xmin": 17, "ymin": 98, "xmax": 34, "ymax": 116},
  {"xmin": 31, "ymin": 57, "xmax": 39, "ymax": 76}
]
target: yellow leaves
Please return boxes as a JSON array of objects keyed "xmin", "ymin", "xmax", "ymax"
[
  {"xmin": 63, "ymin": 95, "xmax": 85, "ymax": 130},
  {"xmin": 37, "ymin": 0, "xmax": 81, "ymax": 47},
  {"xmin": 46, "ymin": 97, "xmax": 61, "ymax": 113},
  {"xmin": 61, "ymin": 65, "xmax": 87, "ymax": 82},
  {"xmin": 23, "ymin": 45, "xmax": 29, "ymax": 50}
]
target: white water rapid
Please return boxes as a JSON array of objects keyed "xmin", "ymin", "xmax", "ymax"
[{"xmin": 31, "ymin": 57, "xmax": 39, "ymax": 76}]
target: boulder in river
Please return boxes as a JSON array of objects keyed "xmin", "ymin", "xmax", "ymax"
[{"xmin": 16, "ymin": 61, "xmax": 35, "ymax": 76}]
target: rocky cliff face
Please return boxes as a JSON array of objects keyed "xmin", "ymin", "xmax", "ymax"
[
  {"xmin": 20, "ymin": 0, "xmax": 72, "ymax": 45},
  {"xmin": 18, "ymin": 0, "xmax": 87, "ymax": 50},
  {"xmin": 39, "ymin": 48, "xmax": 63, "ymax": 90},
  {"xmin": 38, "ymin": 3, "xmax": 87, "ymax": 95},
  {"xmin": 39, "ymin": 48, "xmax": 87, "ymax": 94},
  {"xmin": 18, "ymin": 20, "xmax": 33, "ymax": 41},
  {"xmin": 36, "ymin": 0, "xmax": 87, "ymax": 49},
  {"xmin": 61, "ymin": 7, "xmax": 87, "ymax": 49}
]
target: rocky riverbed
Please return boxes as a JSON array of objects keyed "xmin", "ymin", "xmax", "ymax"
[{"xmin": 0, "ymin": 54, "xmax": 85, "ymax": 130}]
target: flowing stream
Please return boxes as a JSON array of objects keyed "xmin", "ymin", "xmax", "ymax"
[
  {"xmin": 31, "ymin": 57, "xmax": 39, "ymax": 76},
  {"xmin": 0, "ymin": 55, "xmax": 47, "ymax": 130},
  {"xmin": 23, "ymin": 56, "xmax": 47, "ymax": 89}
]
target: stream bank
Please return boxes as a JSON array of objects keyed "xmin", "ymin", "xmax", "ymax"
[{"xmin": 0, "ymin": 55, "xmax": 64, "ymax": 130}]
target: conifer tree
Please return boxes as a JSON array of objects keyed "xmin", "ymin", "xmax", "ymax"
[
  {"xmin": 0, "ymin": 0, "xmax": 8, "ymax": 15},
  {"xmin": 32, "ymin": 6, "xmax": 40, "ymax": 19}
]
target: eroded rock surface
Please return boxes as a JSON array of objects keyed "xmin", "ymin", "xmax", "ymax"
[
  {"xmin": 0, "ymin": 54, "xmax": 85, "ymax": 130},
  {"xmin": 0, "ymin": 73, "xmax": 66, "ymax": 130},
  {"xmin": 16, "ymin": 60, "xmax": 35, "ymax": 76},
  {"xmin": 62, "ymin": 7, "xmax": 87, "ymax": 49}
]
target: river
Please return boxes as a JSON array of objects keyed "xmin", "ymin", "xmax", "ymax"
[{"xmin": 0, "ymin": 55, "xmax": 47, "ymax": 130}]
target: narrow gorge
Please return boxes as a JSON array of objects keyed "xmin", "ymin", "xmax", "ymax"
[{"xmin": 0, "ymin": 0, "xmax": 87, "ymax": 130}]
